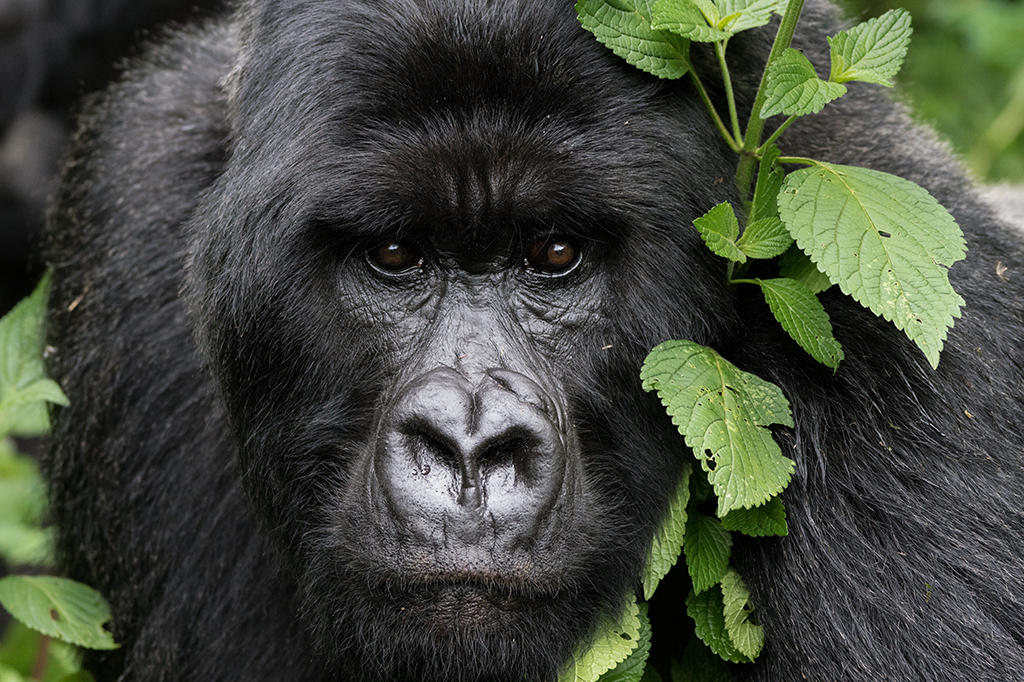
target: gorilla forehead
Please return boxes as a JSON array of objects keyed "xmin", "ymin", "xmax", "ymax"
[{"xmin": 226, "ymin": 0, "xmax": 700, "ymax": 243}]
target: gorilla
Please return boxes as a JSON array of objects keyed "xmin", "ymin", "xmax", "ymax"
[{"xmin": 42, "ymin": 0, "xmax": 1024, "ymax": 680}]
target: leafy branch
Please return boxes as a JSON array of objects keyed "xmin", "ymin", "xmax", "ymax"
[{"xmin": 567, "ymin": 0, "xmax": 966, "ymax": 678}]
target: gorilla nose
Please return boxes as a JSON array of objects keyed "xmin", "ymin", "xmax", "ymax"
[{"xmin": 375, "ymin": 366, "xmax": 567, "ymax": 541}]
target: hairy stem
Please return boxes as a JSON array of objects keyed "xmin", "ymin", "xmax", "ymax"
[
  {"xmin": 689, "ymin": 70, "xmax": 740, "ymax": 151},
  {"xmin": 716, "ymin": 40, "xmax": 743, "ymax": 143}
]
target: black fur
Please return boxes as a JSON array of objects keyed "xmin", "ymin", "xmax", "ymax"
[{"xmin": 43, "ymin": 1, "xmax": 1024, "ymax": 680}]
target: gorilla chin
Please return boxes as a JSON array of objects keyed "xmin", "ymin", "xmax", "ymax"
[{"xmin": 297, "ymin": 366, "xmax": 611, "ymax": 682}]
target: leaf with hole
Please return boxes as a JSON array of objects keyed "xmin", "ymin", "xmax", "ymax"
[
  {"xmin": 719, "ymin": 568, "xmax": 764, "ymax": 659},
  {"xmin": 778, "ymin": 162, "xmax": 966, "ymax": 368},
  {"xmin": 0, "ymin": 576, "xmax": 118, "ymax": 650},
  {"xmin": 687, "ymin": 585, "xmax": 751, "ymax": 663},
  {"xmin": 560, "ymin": 595, "xmax": 642, "ymax": 682},
  {"xmin": 595, "ymin": 603, "xmax": 652, "ymax": 682},
  {"xmin": 641, "ymin": 340, "xmax": 794, "ymax": 516}
]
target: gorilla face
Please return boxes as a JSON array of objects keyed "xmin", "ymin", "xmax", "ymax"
[{"xmin": 183, "ymin": 1, "xmax": 739, "ymax": 679}]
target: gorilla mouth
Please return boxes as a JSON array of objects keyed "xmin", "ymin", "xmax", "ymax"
[
  {"xmin": 368, "ymin": 568, "xmax": 564, "ymax": 616},
  {"xmin": 377, "ymin": 579, "xmax": 559, "ymax": 632}
]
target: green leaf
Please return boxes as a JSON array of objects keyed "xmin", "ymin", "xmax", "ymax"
[
  {"xmin": 694, "ymin": 203, "xmax": 746, "ymax": 263},
  {"xmin": 778, "ymin": 162, "xmax": 967, "ymax": 368},
  {"xmin": 713, "ymin": 0, "xmax": 785, "ymax": 34},
  {"xmin": 684, "ymin": 512, "xmax": 732, "ymax": 594},
  {"xmin": 778, "ymin": 245, "xmax": 832, "ymax": 294},
  {"xmin": 561, "ymin": 596, "xmax": 642, "ymax": 682},
  {"xmin": 671, "ymin": 636, "xmax": 732, "ymax": 681},
  {"xmin": 686, "ymin": 585, "xmax": 751, "ymax": 663},
  {"xmin": 651, "ymin": 0, "xmax": 731, "ymax": 42},
  {"xmin": 1, "ymin": 620, "xmax": 81, "ymax": 682},
  {"xmin": 641, "ymin": 340, "xmax": 795, "ymax": 516},
  {"xmin": 642, "ymin": 462, "xmax": 691, "ymax": 600},
  {"xmin": 58, "ymin": 674, "xmax": 96, "ymax": 682},
  {"xmin": 749, "ymin": 144, "xmax": 784, "ymax": 223},
  {"xmin": 720, "ymin": 495, "xmax": 787, "ymax": 536},
  {"xmin": 0, "ymin": 576, "xmax": 118, "ymax": 650},
  {"xmin": 828, "ymin": 9, "xmax": 912, "ymax": 86},
  {"xmin": 596, "ymin": 603, "xmax": 652, "ymax": 682},
  {"xmin": 719, "ymin": 568, "xmax": 764, "ymax": 660},
  {"xmin": 0, "ymin": 273, "xmax": 68, "ymax": 439},
  {"xmin": 577, "ymin": 0, "xmax": 692, "ymax": 80},
  {"xmin": 758, "ymin": 277, "xmax": 844, "ymax": 369},
  {"xmin": 737, "ymin": 218, "xmax": 792, "ymax": 260},
  {"xmin": 653, "ymin": 0, "xmax": 784, "ymax": 41},
  {"xmin": 760, "ymin": 48, "xmax": 847, "ymax": 118}
]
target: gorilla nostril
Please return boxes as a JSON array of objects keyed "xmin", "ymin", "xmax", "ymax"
[
  {"xmin": 402, "ymin": 422, "xmax": 462, "ymax": 473},
  {"xmin": 475, "ymin": 431, "xmax": 541, "ymax": 483}
]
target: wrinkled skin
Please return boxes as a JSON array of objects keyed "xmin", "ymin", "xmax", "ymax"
[{"xmin": 43, "ymin": 1, "xmax": 1024, "ymax": 681}]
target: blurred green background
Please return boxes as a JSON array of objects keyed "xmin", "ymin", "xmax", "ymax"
[{"xmin": 842, "ymin": 0, "xmax": 1024, "ymax": 183}]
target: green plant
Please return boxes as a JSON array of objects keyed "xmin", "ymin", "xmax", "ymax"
[
  {"xmin": 0, "ymin": 275, "xmax": 117, "ymax": 682},
  {"xmin": 559, "ymin": 2, "xmax": 966, "ymax": 680}
]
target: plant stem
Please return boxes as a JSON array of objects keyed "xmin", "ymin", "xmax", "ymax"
[
  {"xmin": 734, "ymin": 0, "xmax": 807, "ymax": 200},
  {"xmin": 776, "ymin": 156, "xmax": 816, "ymax": 166},
  {"xmin": 716, "ymin": 40, "xmax": 743, "ymax": 143},
  {"xmin": 758, "ymin": 115, "xmax": 798, "ymax": 152},
  {"xmin": 689, "ymin": 71, "xmax": 740, "ymax": 151}
]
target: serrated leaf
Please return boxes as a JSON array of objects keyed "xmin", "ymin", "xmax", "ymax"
[
  {"xmin": 653, "ymin": 0, "xmax": 784, "ymax": 40},
  {"xmin": 750, "ymin": 145, "xmax": 784, "ymax": 223},
  {"xmin": 828, "ymin": 9, "xmax": 912, "ymax": 86},
  {"xmin": 561, "ymin": 596, "xmax": 642, "ymax": 682},
  {"xmin": 671, "ymin": 636, "xmax": 732, "ymax": 681},
  {"xmin": 737, "ymin": 218, "xmax": 792, "ymax": 259},
  {"xmin": 686, "ymin": 586, "xmax": 751, "ymax": 663},
  {"xmin": 720, "ymin": 495, "xmax": 787, "ymax": 536},
  {"xmin": 577, "ymin": 0, "xmax": 692, "ymax": 80},
  {"xmin": 643, "ymin": 462, "xmax": 691, "ymax": 600},
  {"xmin": 641, "ymin": 340, "xmax": 795, "ymax": 515},
  {"xmin": 778, "ymin": 245, "xmax": 832, "ymax": 294},
  {"xmin": 0, "ymin": 576, "xmax": 118, "ymax": 650},
  {"xmin": 651, "ymin": 0, "xmax": 731, "ymax": 42},
  {"xmin": 758, "ymin": 277, "xmax": 844, "ymax": 368},
  {"xmin": 0, "ymin": 273, "xmax": 67, "ymax": 439},
  {"xmin": 719, "ymin": 568, "xmax": 764, "ymax": 659},
  {"xmin": 596, "ymin": 603, "xmax": 652, "ymax": 682},
  {"xmin": 760, "ymin": 48, "xmax": 847, "ymax": 118},
  {"xmin": 684, "ymin": 512, "xmax": 732, "ymax": 594},
  {"xmin": 694, "ymin": 203, "xmax": 746, "ymax": 263},
  {"xmin": 778, "ymin": 163, "xmax": 966, "ymax": 368}
]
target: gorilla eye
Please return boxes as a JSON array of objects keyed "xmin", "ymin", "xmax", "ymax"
[
  {"xmin": 525, "ymin": 237, "xmax": 580, "ymax": 275},
  {"xmin": 367, "ymin": 240, "xmax": 423, "ymax": 273}
]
